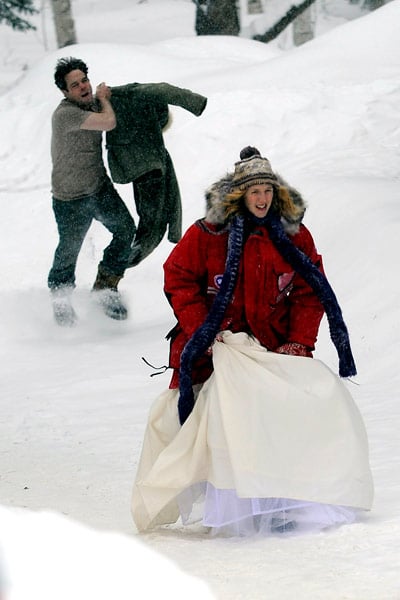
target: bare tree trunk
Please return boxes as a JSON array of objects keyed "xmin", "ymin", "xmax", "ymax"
[
  {"xmin": 247, "ymin": 0, "xmax": 263, "ymax": 14},
  {"xmin": 51, "ymin": 0, "xmax": 77, "ymax": 48},
  {"xmin": 293, "ymin": 6, "xmax": 314, "ymax": 46},
  {"xmin": 194, "ymin": 0, "xmax": 240, "ymax": 36}
]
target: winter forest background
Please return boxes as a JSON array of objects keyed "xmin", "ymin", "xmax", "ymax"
[{"xmin": 0, "ymin": 1, "xmax": 399, "ymax": 599}]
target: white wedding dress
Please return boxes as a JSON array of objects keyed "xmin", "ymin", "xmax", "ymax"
[{"xmin": 132, "ymin": 332, "xmax": 373, "ymax": 536}]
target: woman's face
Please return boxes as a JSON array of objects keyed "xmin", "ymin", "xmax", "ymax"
[{"xmin": 244, "ymin": 183, "xmax": 274, "ymax": 218}]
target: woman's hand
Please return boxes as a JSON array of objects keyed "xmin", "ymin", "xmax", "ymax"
[
  {"xmin": 275, "ymin": 342, "xmax": 312, "ymax": 357},
  {"xmin": 206, "ymin": 333, "xmax": 224, "ymax": 355}
]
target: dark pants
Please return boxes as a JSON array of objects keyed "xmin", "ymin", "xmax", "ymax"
[{"xmin": 48, "ymin": 179, "xmax": 136, "ymax": 290}]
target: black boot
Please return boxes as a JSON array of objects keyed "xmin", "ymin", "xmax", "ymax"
[{"xmin": 92, "ymin": 267, "xmax": 128, "ymax": 321}]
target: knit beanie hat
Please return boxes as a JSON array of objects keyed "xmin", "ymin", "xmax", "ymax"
[{"xmin": 231, "ymin": 146, "xmax": 278, "ymax": 191}]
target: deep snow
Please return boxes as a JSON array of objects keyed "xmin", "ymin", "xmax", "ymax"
[{"xmin": 0, "ymin": 1, "xmax": 400, "ymax": 598}]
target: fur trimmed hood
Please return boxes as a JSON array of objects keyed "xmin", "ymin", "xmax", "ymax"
[{"xmin": 204, "ymin": 172, "xmax": 307, "ymax": 235}]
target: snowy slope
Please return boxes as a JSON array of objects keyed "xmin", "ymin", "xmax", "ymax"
[{"xmin": 1, "ymin": 1, "xmax": 400, "ymax": 598}]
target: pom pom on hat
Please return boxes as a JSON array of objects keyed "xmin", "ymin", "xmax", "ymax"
[
  {"xmin": 239, "ymin": 146, "xmax": 261, "ymax": 160},
  {"xmin": 232, "ymin": 146, "xmax": 277, "ymax": 191}
]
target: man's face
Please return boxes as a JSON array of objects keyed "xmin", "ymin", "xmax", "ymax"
[{"xmin": 62, "ymin": 69, "xmax": 94, "ymax": 105}]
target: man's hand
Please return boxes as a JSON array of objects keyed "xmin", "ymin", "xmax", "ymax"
[
  {"xmin": 95, "ymin": 82, "xmax": 111, "ymax": 101},
  {"xmin": 81, "ymin": 82, "xmax": 115, "ymax": 131}
]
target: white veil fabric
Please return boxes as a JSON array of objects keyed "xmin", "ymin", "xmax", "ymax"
[{"xmin": 132, "ymin": 332, "xmax": 373, "ymax": 536}]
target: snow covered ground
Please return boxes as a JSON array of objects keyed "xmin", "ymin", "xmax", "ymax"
[{"xmin": 1, "ymin": 1, "xmax": 400, "ymax": 598}]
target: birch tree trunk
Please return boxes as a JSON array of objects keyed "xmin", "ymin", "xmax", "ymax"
[
  {"xmin": 51, "ymin": 0, "xmax": 77, "ymax": 48},
  {"xmin": 293, "ymin": 6, "xmax": 314, "ymax": 46}
]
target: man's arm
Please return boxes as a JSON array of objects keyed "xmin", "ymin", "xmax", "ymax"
[{"xmin": 81, "ymin": 83, "xmax": 116, "ymax": 131}]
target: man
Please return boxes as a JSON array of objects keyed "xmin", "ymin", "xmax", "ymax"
[{"xmin": 48, "ymin": 57, "xmax": 136, "ymax": 326}]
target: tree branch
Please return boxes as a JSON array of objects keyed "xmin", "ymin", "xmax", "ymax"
[
  {"xmin": 0, "ymin": 0, "xmax": 38, "ymax": 31},
  {"xmin": 253, "ymin": 0, "xmax": 317, "ymax": 43}
]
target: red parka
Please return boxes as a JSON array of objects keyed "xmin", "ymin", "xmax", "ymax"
[{"xmin": 164, "ymin": 217, "xmax": 324, "ymax": 388}]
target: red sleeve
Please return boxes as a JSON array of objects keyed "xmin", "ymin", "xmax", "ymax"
[
  {"xmin": 163, "ymin": 223, "xmax": 210, "ymax": 338},
  {"xmin": 287, "ymin": 225, "xmax": 325, "ymax": 349}
]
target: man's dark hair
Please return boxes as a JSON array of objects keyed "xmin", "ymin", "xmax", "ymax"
[{"xmin": 54, "ymin": 57, "xmax": 89, "ymax": 91}]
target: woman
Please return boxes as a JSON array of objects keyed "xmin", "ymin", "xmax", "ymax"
[{"xmin": 132, "ymin": 147, "xmax": 373, "ymax": 536}]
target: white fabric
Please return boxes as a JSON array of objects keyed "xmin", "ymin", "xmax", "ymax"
[
  {"xmin": 177, "ymin": 483, "xmax": 359, "ymax": 536},
  {"xmin": 132, "ymin": 332, "xmax": 374, "ymax": 533}
]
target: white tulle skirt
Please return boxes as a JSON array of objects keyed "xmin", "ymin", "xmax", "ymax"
[
  {"xmin": 177, "ymin": 483, "xmax": 359, "ymax": 536},
  {"xmin": 132, "ymin": 332, "xmax": 373, "ymax": 537}
]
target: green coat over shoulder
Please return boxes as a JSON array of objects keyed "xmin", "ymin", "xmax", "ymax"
[{"xmin": 106, "ymin": 83, "xmax": 207, "ymax": 266}]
